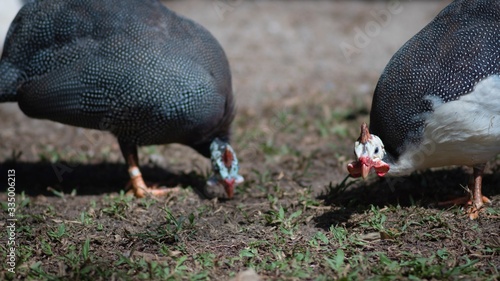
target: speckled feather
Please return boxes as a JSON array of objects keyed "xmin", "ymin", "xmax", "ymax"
[
  {"xmin": 370, "ymin": 0, "xmax": 500, "ymax": 161},
  {"xmin": 0, "ymin": 0, "xmax": 234, "ymax": 157}
]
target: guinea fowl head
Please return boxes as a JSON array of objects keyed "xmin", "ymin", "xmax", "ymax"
[
  {"xmin": 347, "ymin": 123, "xmax": 390, "ymax": 179},
  {"xmin": 207, "ymin": 138, "xmax": 244, "ymax": 198}
]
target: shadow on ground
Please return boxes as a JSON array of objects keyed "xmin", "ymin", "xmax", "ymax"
[
  {"xmin": 0, "ymin": 160, "xmax": 208, "ymax": 197},
  {"xmin": 315, "ymin": 168, "xmax": 500, "ymax": 228}
]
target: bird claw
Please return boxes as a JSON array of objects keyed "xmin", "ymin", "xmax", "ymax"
[
  {"xmin": 126, "ymin": 186, "xmax": 180, "ymax": 198},
  {"xmin": 466, "ymin": 196, "xmax": 491, "ymax": 220},
  {"xmin": 125, "ymin": 176, "xmax": 180, "ymax": 198},
  {"xmin": 438, "ymin": 195, "xmax": 491, "ymax": 220},
  {"xmin": 467, "ymin": 206, "xmax": 481, "ymax": 220}
]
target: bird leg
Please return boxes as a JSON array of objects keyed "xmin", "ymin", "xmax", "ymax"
[
  {"xmin": 119, "ymin": 142, "xmax": 178, "ymax": 198},
  {"xmin": 467, "ymin": 165, "xmax": 491, "ymax": 219},
  {"xmin": 437, "ymin": 164, "xmax": 491, "ymax": 219}
]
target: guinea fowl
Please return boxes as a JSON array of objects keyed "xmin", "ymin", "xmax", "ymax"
[
  {"xmin": 347, "ymin": 0, "xmax": 500, "ymax": 219},
  {"xmin": 0, "ymin": 0, "xmax": 243, "ymax": 198}
]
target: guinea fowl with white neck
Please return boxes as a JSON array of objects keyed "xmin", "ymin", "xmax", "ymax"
[{"xmin": 347, "ymin": 0, "xmax": 500, "ymax": 219}]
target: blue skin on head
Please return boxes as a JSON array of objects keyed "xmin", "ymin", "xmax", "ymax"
[{"xmin": 207, "ymin": 138, "xmax": 244, "ymax": 198}]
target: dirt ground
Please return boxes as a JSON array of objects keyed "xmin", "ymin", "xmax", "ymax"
[{"xmin": 1, "ymin": 0, "xmax": 499, "ymax": 280}]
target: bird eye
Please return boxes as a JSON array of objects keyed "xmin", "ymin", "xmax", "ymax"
[{"xmin": 374, "ymin": 147, "xmax": 379, "ymax": 154}]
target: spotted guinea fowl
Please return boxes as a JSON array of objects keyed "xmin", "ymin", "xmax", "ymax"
[
  {"xmin": 0, "ymin": 0, "xmax": 243, "ymax": 198},
  {"xmin": 347, "ymin": 0, "xmax": 500, "ymax": 219}
]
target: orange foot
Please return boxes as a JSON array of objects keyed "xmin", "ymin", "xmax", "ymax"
[
  {"xmin": 438, "ymin": 164, "xmax": 491, "ymax": 220},
  {"xmin": 119, "ymin": 143, "xmax": 181, "ymax": 198},
  {"xmin": 438, "ymin": 195, "xmax": 491, "ymax": 219},
  {"xmin": 467, "ymin": 196, "xmax": 491, "ymax": 220},
  {"xmin": 126, "ymin": 174, "xmax": 180, "ymax": 198}
]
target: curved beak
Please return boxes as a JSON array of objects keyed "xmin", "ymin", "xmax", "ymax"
[
  {"xmin": 359, "ymin": 157, "xmax": 371, "ymax": 179},
  {"xmin": 222, "ymin": 178, "xmax": 236, "ymax": 198},
  {"xmin": 348, "ymin": 156, "xmax": 389, "ymax": 179}
]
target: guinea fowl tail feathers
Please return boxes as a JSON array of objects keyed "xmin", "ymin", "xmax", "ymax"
[{"xmin": 0, "ymin": 61, "xmax": 21, "ymax": 102}]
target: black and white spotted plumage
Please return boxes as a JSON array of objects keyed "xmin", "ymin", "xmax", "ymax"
[
  {"xmin": 370, "ymin": 0, "xmax": 500, "ymax": 164},
  {"xmin": 1, "ymin": 0, "xmax": 234, "ymax": 155},
  {"xmin": 348, "ymin": 0, "xmax": 500, "ymax": 218},
  {"xmin": 0, "ymin": 0, "xmax": 243, "ymax": 197}
]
